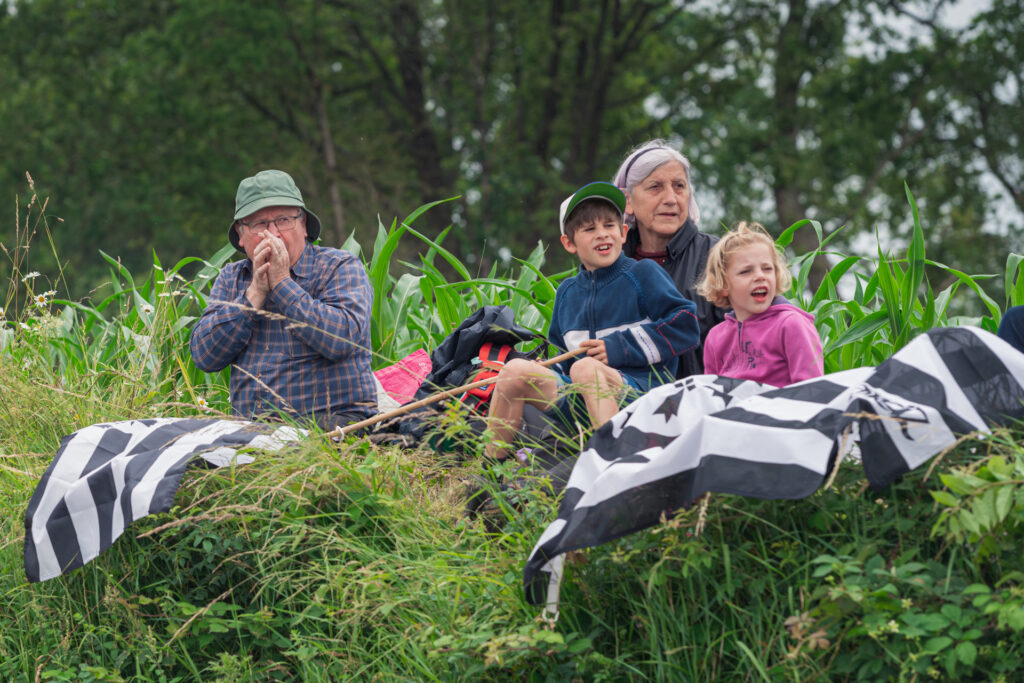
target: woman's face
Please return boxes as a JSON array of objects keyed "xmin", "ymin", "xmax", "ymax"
[{"xmin": 626, "ymin": 161, "xmax": 690, "ymax": 245}]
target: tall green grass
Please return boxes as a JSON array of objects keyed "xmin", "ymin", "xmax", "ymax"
[
  {"xmin": 782, "ymin": 185, "xmax": 1021, "ymax": 370},
  {"xmin": 3, "ymin": 180, "xmax": 1024, "ymax": 680}
]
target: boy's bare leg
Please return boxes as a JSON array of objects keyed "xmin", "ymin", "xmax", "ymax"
[
  {"xmin": 569, "ymin": 357, "xmax": 626, "ymax": 429},
  {"xmin": 484, "ymin": 358, "xmax": 560, "ymax": 460}
]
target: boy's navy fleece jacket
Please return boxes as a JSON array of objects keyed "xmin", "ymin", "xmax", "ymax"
[{"xmin": 548, "ymin": 253, "xmax": 700, "ymax": 390}]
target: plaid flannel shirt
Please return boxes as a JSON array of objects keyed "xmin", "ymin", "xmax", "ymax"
[{"xmin": 190, "ymin": 243, "xmax": 376, "ymax": 421}]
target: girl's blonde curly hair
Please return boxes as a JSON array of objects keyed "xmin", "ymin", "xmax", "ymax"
[{"xmin": 696, "ymin": 222, "xmax": 791, "ymax": 309}]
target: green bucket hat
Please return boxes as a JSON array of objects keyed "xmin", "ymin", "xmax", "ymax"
[{"xmin": 229, "ymin": 169, "xmax": 322, "ymax": 250}]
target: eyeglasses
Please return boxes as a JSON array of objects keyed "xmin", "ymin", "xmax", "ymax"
[{"xmin": 238, "ymin": 212, "xmax": 303, "ymax": 234}]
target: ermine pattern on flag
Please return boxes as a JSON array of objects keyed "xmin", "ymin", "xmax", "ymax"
[{"xmin": 524, "ymin": 327, "xmax": 1024, "ymax": 606}]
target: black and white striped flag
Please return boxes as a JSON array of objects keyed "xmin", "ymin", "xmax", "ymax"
[
  {"xmin": 524, "ymin": 327, "xmax": 1024, "ymax": 607},
  {"xmin": 24, "ymin": 417, "xmax": 302, "ymax": 583}
]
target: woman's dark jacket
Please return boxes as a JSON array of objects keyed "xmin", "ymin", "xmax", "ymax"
[{"xmin": 623, "ymin": 217, "xmax": 726, "ymax": 378}]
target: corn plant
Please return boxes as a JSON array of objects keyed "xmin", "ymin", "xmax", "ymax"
[
  {"xmin": 779, "ymin": 185, "xmax": 1017, "ymax": 371},
  {"xmin": 1003, "ymin": 252, "xmax": 1024, "ymax": 309},
  {"xmin": 344, "ymin": 199, "xmax": 568, "ymax": 369},
  {"xmin": 4, "ymin": 247, "xmax": 235, "ymax": 419}
]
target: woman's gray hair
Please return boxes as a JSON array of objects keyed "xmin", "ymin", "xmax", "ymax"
[{"xmin": 612, "ymin": 139, "xmax": 701, "ymax": 226}]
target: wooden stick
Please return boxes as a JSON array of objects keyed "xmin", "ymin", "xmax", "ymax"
[{"xmin": 329, "ymin": 347, "xmax": 587, "ymax": 437}]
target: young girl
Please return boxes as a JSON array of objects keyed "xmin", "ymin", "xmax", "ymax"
[{"xmin": 696, "ymin": 222, "xmax": 823, "ymax": 387}]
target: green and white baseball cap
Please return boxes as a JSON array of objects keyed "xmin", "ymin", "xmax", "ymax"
[{"xmin": 558, "ymin": 182, "xmax": 626, "ymax": 236}]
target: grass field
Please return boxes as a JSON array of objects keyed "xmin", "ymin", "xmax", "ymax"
[{"xmin": 3, "ymin": 186, "xmax": 1024, "ymax": 681}]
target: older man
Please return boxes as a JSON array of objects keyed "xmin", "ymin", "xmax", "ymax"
[{"xmin": 190, "ymin": 169, "xmax": 376, "ymax": 428}]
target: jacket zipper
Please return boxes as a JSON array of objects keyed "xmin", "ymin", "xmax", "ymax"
[
  {"xmin": 587, "ymin": 270, "xmax": 597, "ymax": 340},
  {"xmin": 736, "ymin": 319, "xmax": 743, "ymax": 369}
]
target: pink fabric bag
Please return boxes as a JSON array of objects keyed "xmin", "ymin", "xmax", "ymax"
[{"xmin": 372, "ymin": 349, "xmax": 432, "ymax": 405}]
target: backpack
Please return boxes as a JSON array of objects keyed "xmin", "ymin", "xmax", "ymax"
[
  {"xmin": 412, "ymin": 305, "xmax": 543, "ymax": 398},
  {"xmin": 389, "ymin": 306, "xmax": 545, "ymax": 441}
]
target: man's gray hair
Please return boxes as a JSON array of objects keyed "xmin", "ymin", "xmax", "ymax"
[{"xmin": 612, "ymin": 139, "xmax": 701, "ymax": 226}]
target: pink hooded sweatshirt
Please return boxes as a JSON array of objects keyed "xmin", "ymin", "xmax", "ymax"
[{"xmin": 703, "ymin": 296, "xmax": 824, "ymax": 387}]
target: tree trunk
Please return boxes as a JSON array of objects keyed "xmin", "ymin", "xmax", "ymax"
[
  {"xmin": 533, "ymin": 0, "xmax": 565, "ymax": 161},
  {"xmin": 390, "ymin": 0, "xmax": 455, "ymax": 238},
  {"xmin": 772, "ymin": 0, "xmax": 828, "ymax": 291},
  {"xmin": 315, "ymin": 83, "xmax": 346, "ymax": 246}
]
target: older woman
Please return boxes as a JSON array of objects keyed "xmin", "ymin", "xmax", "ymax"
[{"xmin": 613, "ymin": 139, "xmax": 725, "ymax": 377}]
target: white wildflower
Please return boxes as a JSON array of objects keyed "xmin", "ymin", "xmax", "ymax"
[
  {"xmin": 37, "ymin": 314, "xmax": 61, "ymax": 335},
  {"xmin": 0, "ymin": 307, "xmax": 5, "ymax": 320},
  {"xmin": 141, "ymin": 303, "xmax": 155, "ymax": 315},
  {"xmin": 22, "ymin": 271, "xmax": 40, "ymax": 282},
  {"xmin": 197, "ymin": 396, "xmax": 209, "ymax": 410},
  {"xmin": 33, "ymin": 293, "xmax": 49, "ymax": 307},
  {"xmin": 19, "ymin": 321, "xmax": 30, "ymax": 330}
]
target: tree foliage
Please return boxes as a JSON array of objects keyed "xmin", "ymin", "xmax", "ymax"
[{"xmin": 0, "ymin": 0, "xmax": 1020, "ymax": 299}]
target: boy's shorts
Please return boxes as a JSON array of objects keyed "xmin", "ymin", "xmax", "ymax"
[{"xmin": 545, "ymin": 370, "xmax": 643, "ymax": 427}]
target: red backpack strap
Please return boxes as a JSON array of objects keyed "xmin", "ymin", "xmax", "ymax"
[{"xmin": 459, "ymin": 343, "xmax": 515, "ymax": 412}]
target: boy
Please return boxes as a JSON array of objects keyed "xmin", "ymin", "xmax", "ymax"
[{"xmin": 484, "ymin": 182, "xmax": 700, "ymax": 460}]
